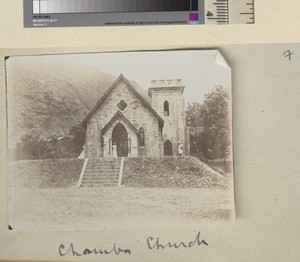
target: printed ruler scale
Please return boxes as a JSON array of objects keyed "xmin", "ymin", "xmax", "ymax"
[
  {"xmin": 205, "ymin": 0, "xmax": 255, "ymax": 24},
  {"xmin": 24, "ymin": 0, "xmax": 255, "ymax": 28}
]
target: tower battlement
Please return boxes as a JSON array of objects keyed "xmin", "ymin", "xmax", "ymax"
[{"xmin": 150, "ymin": 79, "xmax": 182, "ymax": 87}]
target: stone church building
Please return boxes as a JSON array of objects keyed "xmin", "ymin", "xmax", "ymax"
[{"xmin": 81, "ymin": 74, "xmax": 190, "ymax": 158}]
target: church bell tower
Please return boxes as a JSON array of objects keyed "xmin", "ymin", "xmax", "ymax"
[{"xmin": 148, "ymin": 79, "xmax": 190, "ymax": 156}]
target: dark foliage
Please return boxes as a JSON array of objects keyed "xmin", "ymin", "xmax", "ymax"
[
  {"xmin": 12, "ymin": 135, "xmax": 84, "ymax": 160},
  {"xmin": 186, "ymin": 85, "xmax": 231, "ymax": 161}
]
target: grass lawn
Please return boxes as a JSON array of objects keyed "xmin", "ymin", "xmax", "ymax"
[
  {"xmin": 9, "ymin": 186, "xmax": 234, "ymax": 229},
  {"xmin": 8, "ymin": 157, "xmax": 234, "ymax": 229}
]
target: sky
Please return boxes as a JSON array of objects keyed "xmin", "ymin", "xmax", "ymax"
[{"xmin": 9, "ymin": 50, "xmax": 231, "ymax": 103}]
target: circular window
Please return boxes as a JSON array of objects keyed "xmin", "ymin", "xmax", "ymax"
[{"xmin": 117, "ymin": 100, "xmax": 128, "ymax": 111}]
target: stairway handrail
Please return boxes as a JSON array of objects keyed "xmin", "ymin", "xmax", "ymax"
[
  {"xmin": 76, "ymin": 158, "xmax": 89, "ymax": 187},
  {"xmin": 118, "ymin": 157, "xmax": 125, "ymax": 187}
]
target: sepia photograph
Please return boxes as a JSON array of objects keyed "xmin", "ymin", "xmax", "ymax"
[{"xmin": 6, "ymin": 50, "xmax": 234, "ymax": 229}]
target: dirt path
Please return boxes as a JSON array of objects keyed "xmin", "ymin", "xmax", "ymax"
[{"xmin": 9, "ymin": 186, "xmax": 234, "ymax": 229}]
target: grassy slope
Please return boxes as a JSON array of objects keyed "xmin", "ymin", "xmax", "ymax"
[
  {"xmin": 123, "ymin": 156, "xmax": 228, "ymax": 189},
  {"xmin": 9, "ymin": 159, "xmax": 83, "ymax": 188},
  {"xmin": 9, "ymin": 156, "xmax": 229, "ymax": 189},
  {"xmin": 207, "ymin": 160, "xmax": 233, "ymax": 176}
]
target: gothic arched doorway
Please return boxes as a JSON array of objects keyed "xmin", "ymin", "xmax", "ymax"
[
  {"xmin": 164, "ymin": 140, "xmax": 173, "ymax": 156},
  {"xmin": 112, "ymin": 123, "xmax": 128, "ymax": 157}
]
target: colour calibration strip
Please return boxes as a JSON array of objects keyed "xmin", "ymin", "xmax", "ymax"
[
  {"xmin": 24, "ymin": 0, "xmax": 255, "ymax": 28},
  {"xmin": 32, "ymin": 0, "xmax": 199, "ymax": 13}
]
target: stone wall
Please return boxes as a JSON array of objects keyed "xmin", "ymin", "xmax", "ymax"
[
  {"xmin": 150, "ymin": 88, "xmax": 187, "ymax": 155},
  {"xmin": 85, "ymin": 78, "xmax": 163, "ymax": 158}
]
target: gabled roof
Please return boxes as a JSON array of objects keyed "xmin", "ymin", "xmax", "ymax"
[
  {"xmin": 101, "ymin": 110, "xmax": 139, "ymax": 135},
  {"xmin": 80, "ymin": 74, "xmax": 164, "ymax": 128}
]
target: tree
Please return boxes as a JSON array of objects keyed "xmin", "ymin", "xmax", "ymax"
[
  {"xmin": 187, "ymin": 85, "xmax": 231, "ymax": 160},
  {"xmin": 69, "ymin": 125, "xmax": 86, "ymax": 153},
  {"xmin": 14, "ymin": 132, "xmax": 43, "ymax": 160}
]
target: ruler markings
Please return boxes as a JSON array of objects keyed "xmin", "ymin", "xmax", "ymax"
[
  {"xmin": 239, "ymin": 0, "xmax": 255, "ymax": 24},
  {"xmin": 205, "ymin": 0, "xmax": 229, "ymax": 24},
  {"xmin": 205, "ymin": 0, "xmax": 255, "ymax": 24}
]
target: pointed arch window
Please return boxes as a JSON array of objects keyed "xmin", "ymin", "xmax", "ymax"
[
  {"xmin": 164, "ymin": 100, "xmax": 169, "ymax": 116},
  {"xmin": 139, "ymin": 127, "xmax": 145, "ymax": 146}
]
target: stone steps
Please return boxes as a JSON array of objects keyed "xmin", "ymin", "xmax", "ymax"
[
  {"xmin": 84, "ymin": 171, "xmax": 119, "ymax": 175},
  {"xmin": 82, "ymin": 174, "xmax": 119, "ymax": 178},
  {"xmin": 82, "ymin": 181, "xmax": 118, "ymax": 185},
  {"xmin": 82, "ymin": 177, "xmax": 118, "ymax": 181},
  {"xmin": 84, "ymin": 169, "xmax": 120, "ymax": 172},
  {"xmin": 82, "ymin": 174, "xmax": 119, "ymax": 177},
  {"xmin": 81, "ymin": 184, "xmax": 116, "ymax": 187},
  {"xmin": 80, "ymin": 158, "xmax": 121, "ymax": 187}
]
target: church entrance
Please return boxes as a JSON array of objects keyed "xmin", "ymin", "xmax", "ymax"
[
  {"xmin": 164, "ymin": 140, "xmax": 173, "ymax": 156},
  {"xmin": 112, "ymin": 123, "xmax": 128, "ymax": 157}
]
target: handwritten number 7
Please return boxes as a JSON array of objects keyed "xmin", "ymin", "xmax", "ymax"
[{"xmin": 283, "ymin": 50, "xmax": 294, "ymax": 61}]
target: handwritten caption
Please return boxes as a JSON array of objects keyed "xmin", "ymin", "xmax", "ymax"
[{"xmin": 59, "ymin": 231, "xmax": 208, "ymax": 257}]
